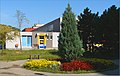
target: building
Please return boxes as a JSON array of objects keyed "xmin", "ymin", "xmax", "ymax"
[
  {"xmin": 6, "ymin": 32, "xmax": 32, "ymax": 49},
  {"xmin": 6, "ymin": 17, "xmax": 62, "ymax": 49}
]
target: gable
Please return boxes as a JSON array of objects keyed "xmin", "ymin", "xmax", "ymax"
[{"xmin": 32, "ymin": 18, "xmax": 61, "ymax": 32}]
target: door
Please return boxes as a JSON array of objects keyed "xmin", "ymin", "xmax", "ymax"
[
  {"xmin": 22, "ymin": 36, "xmax": 27, "ymax": 46},
  {"xmin": 27, "ymin": 36, "xmax": 32, "ymax": 46},
  {"xmin": 22, "ymin": 36, "xmax": 32, "ymax": 47},
  {"xmin": 38, "ymin": 34, "xmax": 46, "ymax": 49}
]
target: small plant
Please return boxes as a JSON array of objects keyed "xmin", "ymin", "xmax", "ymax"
[
  {"xmin": 47, "ymin": 58, "xmax": 63, "ymax": 61},
  {"xmin": 23, "ymin": 59, "xmax": 61, "ymax": 69},
  {"xmin": 60, "ymin": 60, "xmax": 93, "ymax": 71}
]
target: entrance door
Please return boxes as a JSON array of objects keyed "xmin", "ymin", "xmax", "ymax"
[
  {"xmin": 27, "ymin": 36, "xmax": 32, "ymax": 46},
  {"xmin": 22, "ymin": 36, "xmax": 32, "ymax": 47},
  {"xmin": 39, "ymin": 36, "xmax": 44, "ymax": 48},
  {"xmin": 38, "ymin": 34, "xmax": 46, "ymax": 49},
  {"xmin": 22, "ymin": 36, "xmax": 27, "ymax": 46}
]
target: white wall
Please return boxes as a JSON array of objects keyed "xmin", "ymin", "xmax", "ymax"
[
  {"xmin": 52, "ymin": 32, "xmax": 59, "ymax": 48},
  {"xmin": 6, "ymin": 36, "xmax": 20, "ymax": 49},
  {"xmin": 21, "ymin": 32, "xmax": 32, "ymax": 36},
  {"xmin": 6, "ymin": 32, "xmax": 32, "ymax": 49}
]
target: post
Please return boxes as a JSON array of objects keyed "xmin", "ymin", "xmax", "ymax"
[
  {"xmin": 34, "ymin": 54, "xmax": 36, "ymax": 59},
  {"xmin": 29, "ymin": 55, "xmax": 32, "ymax": 59},
  {"xmin": 38, "ymin": 54, "xmax": 40, "ymax": 59}
]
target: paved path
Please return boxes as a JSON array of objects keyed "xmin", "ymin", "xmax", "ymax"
[
  {"xmin": 0, "ymin": 60, "xmax": 119, "ymax": 76},
  {"xmin": 101, "ymin": 59, "xmax": 120, "ymax": 75}
]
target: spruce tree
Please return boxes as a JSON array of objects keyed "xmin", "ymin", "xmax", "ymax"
[
  {"xmin": 77, "ymin": 7, "xmax": 99, "ymax": 51},
  {"xmin": 58, "ymin": 4, "xmax": 84, "ymax": 61}
]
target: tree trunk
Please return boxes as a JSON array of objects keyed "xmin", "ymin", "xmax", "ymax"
[{"xmin": 19, "ymin": 32, "xmax": 22, "ymax": 51}]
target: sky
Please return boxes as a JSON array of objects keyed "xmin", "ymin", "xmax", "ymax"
[{"xmin": 0, "ymin": 0, "xmax": 120, "ymax": 30}]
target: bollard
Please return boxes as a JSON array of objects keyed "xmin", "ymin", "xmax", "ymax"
[
  {"xmin": 38, "ymin": 54, "xmax": 40, "ymax": 59},
  {"xmin": 29, "ymin": 55, "xmax": 32, "ymax": 59},
  {"xmin": 34, "ymin": 54, "xmax": 36, "ymax": 59},
  {"xmin": 29, "ymin": 54, "xmax": 40, "ymax": 60}
]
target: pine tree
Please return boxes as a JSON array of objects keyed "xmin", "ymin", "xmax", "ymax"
[
  {"xmin": 77, "ymin": 7, "xmax": 99, "ymax": 51},
  {"xmin": 58, "ymin": 4, "xmax": 84, "ymax": 61}
]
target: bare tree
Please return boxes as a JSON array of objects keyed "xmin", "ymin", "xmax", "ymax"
[{"xmin": 15, "ymin": 10, "xmax": 29, "ymax": 50}]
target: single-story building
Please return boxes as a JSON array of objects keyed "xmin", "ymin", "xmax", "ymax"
[{"xmin": 6, "ymin": 17, "xmax": 62, "ymax": 49}]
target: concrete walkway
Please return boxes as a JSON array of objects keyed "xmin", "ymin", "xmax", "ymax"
[
  {"xmin": 101, "ymin": 59, "xmax": 120, "ymax": 75},
  {"xmin": 0, "ymin": 60, "xmax": 119, "ymax": 76}
]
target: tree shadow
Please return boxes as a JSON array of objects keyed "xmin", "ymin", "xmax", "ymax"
[
  {"xmin": 49, "ymin": 50, "xmax": 66, "ymax": 63},
  {"xmin": 48, "ymin": 49, "xmax": 62, "ymax": 58}
]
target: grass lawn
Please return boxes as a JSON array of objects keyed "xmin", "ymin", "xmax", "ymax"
[
  {"xmin": 0, "ymin": 49, "xmax": 60, "ymax": 61},
  {"xmin": 0, "ymin": 49, "xmax": 117, "ymax": 74},
  {"xmin": 29, "ymin": 67, "xmax": 96, "ymax": 74}
]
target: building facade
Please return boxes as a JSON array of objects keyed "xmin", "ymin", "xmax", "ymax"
[
  {"xmin": 6, "ymin": 32, "xmax": 32, "ymax": 49},
  {"xmin": 6, "ymin": 17, "xmax": 62, "ymax": 49}
]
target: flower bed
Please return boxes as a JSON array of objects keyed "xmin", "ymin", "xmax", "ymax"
[
  {"xmin": 60, "ymin": 60, "xmax": 93, "ymax": 71},
  {"xmin": 23, "ymin": 58, "xmax": 116, "ymax": 73},
  {"xmin": 23, "ymin": 59, "xmax": 61, "ymax": 69}
]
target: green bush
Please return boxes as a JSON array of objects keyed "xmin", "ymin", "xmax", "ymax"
[
  {"xmin": 79, "ymin": 58, "xmax": 116, "ymax": 71},
  {"xmin": 83, "ymin": 49, "xmax": 119, "ymax": 59}
]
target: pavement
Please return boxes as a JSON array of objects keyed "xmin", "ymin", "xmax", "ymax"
[
  {"xmin": 101, "ymin": 59, "xmax": 120, "ymax": 75},
  {"xmin": 0, "ymin": 59, "xmax": 119, "ymax": 76}
]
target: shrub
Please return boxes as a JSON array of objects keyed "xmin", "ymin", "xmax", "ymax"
[
  {"xmin": 79, "ymin": 58, "xmax": 116, "ymax": 70},
  {"xmin": 23, "ymin": 59, "xmax": 61, "ymax": 69},
  {"xmin": 83, "ymin": 48, "xmax": 119, "ymax": 59},
  {"xmin": 47, "ymin": 58, "xmax": 67, "ymax": 63},
  {"xmin": 47, "ymin": 58, "xmax": 63, "ymax": 61},
  {"xmin": 60, "ymin": 60, "xmax": 93, "ymax": 71}
]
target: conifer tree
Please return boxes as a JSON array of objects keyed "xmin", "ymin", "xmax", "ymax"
[
  {"xmin": 58, "ymin": 4, "xmax": 84, "ymax": 61},
  {"xmin": 77, "ymin": 7, "xmax": 99, "ymax": 51}
]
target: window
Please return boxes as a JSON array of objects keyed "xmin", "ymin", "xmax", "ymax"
[
  {"xmin": 40, "ymin": 40, "xmax": 44, "ymax": 44},
  {"xmin": 50, "ymin": 35, "xmax": 52, "ymax": 40},
  {"xmin": 40, "ymin": 36, "xmax": 44, "ymax": 39},
  {"xmin": 48, "ymin": 24, "xmax": 53, "ymax": 32},
  {"xmin": 22, "ymin": 36, "xmax": 32, "ymax": 47},
  {"xmin": 47, "ymin": 36, "xmax": 49, "ymax": 40}
]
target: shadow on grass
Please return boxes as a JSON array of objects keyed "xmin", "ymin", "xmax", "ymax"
[
  {"xmin": 48, "ymin": 50, "xmax": 68, "ymax": 63},
  {"xmin": 48, "ymin": 49, "xmax": 62, "ymax": 58}
]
